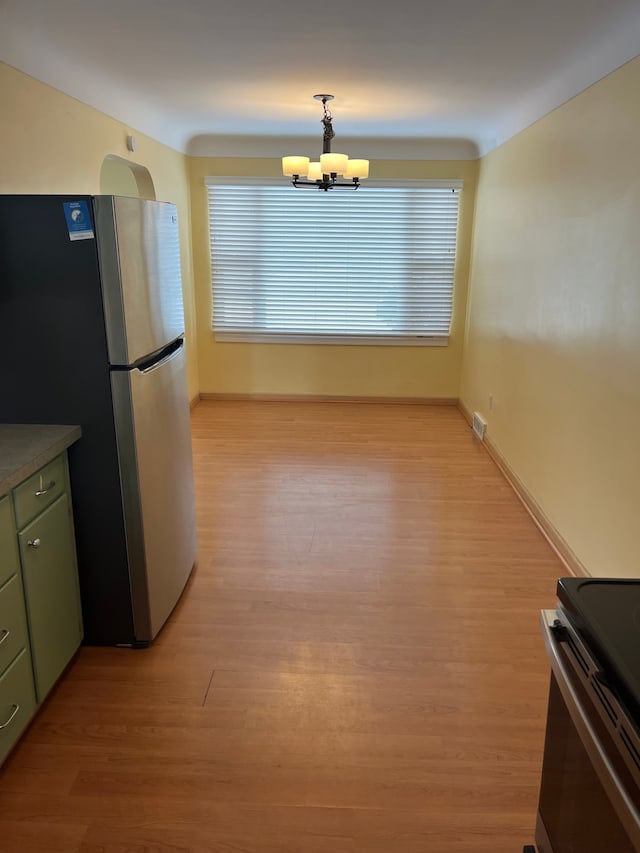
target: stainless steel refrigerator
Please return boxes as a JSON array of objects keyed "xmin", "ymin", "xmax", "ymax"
[{"xmin": 0, "ymin": 195, "xmax": 197, "ymax": 646}]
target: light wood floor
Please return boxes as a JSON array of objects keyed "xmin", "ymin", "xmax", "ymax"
[{"xmin": 0, "ymin": 401, "xmax": 564, "ymax": 852}]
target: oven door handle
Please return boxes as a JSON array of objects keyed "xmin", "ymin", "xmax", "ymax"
[{"xmin": 541, "ymin": 610, "xmax": 640, "ymax": 848}]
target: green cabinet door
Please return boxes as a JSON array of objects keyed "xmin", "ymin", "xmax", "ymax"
[
  {"xmin": 0, "ymin": 496, "xmax": 20, "ymax": 589},
  {"xmin": 0, "ymin": 649, "xmax": 37, "ymax": 765},
  {"xmin": 18, "ymin": 493, "xmax": 83, "ymax": 701}
]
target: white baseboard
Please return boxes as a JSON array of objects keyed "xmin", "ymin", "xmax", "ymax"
[{"xmin": 458, "ymin": 401, "xmax": 587, "ymax": 578}]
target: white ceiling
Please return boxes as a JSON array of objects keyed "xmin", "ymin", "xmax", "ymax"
[{"xmin": 2, "ymin": 0, "xmax": 640, "ymax": 158}]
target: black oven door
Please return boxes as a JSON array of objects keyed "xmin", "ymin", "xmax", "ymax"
[{"xmin": 536, "ymin": 611, "xmax": 640, "ymax": 853}]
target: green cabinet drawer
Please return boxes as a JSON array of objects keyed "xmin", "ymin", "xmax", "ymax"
[
  {"xmin": 0, "ymin": 496, "xmax": 20, "ymax": 588},
  {"xmin": 0, "ymin": 574, "xmax": 30, "ymax": 677},
  {"xmin": 13, "ymin": 454, "xmax": 67, "ymax": 530},
  {"xmin": 0, "ymin": 649, "xmax": 37, "ymax": 765},
  {"xmin": 18, "ymin": 493, "xmax": 82, "ymax": 702}
]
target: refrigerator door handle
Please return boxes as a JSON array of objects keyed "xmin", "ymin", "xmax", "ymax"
[{"xmin": 137, "ymin": 338, "xmax": 183, "ymax": 375}]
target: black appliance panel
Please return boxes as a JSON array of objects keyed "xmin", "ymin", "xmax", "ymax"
[{"xmin": 557, "ymin": 578, "xmax": 640, "ymax": 726}]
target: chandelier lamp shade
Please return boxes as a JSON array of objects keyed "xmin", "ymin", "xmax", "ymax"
[{"xmin": 282, "ymin": 95, "xmax": 369, "ymax": 191}]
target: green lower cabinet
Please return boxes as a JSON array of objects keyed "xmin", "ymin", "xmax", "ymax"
[
  {"xmin": 0, "ymin": 449, "xmax": 82, "ymax": 765},
  {"xmin": 0, "ymin": 649, "xmax": 36, "ymax": 765},
  {"xmin": 18, "ymin": 493, "xmax": 83, "ymax": 702}
]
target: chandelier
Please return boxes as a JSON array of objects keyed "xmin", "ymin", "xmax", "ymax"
[{"xmin": 282, "ymin": 95, "xmax": 369, "ymax": 191}]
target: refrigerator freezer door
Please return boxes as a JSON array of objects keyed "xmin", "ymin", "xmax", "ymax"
[
  {"xmin": 94, "ymin": 196, "xmax": 185, "ymax": 366},
  {"xmin": 111, "ymin": 340, "xmax": 197, "ymax": 642}
]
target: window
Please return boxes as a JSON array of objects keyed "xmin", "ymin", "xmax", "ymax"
[{"xmin": 206, "ymin": 178, "xmax": 462, "ymax": 345}]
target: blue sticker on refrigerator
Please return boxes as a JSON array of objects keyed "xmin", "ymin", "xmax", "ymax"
[{"xmin": 62, "ymin": 200, "xmax": 95, "ymax": 241}]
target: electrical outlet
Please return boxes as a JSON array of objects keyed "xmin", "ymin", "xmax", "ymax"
[{"xmin": 488, "ymin": 394, "xmax": 493, "ymax": 411}]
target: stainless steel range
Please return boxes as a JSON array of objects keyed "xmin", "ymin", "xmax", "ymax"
[{"xmin": 527, "ymin": 578, "xmax": 640, "ymax": 852}]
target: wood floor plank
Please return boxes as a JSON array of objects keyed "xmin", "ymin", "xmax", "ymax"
[
  {"xmin": 0, "ymin": 820, "xmax": 88, "ymax": 853},
  {"xmin": 0, "ymin": 401, "xmax": 563, "ymax": 851}
]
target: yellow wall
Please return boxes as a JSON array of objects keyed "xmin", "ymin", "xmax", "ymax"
[
  {"xmin": 99, "ymin": 158, "xmax": 142, "ymax": 198},
  {"xmin": 460, "ymin": 57, "xmax": 640, "ymax": 578},
  {"xmin": 189, "ymin": 157, "xmax": 477, "ymax": 398},
  {"xmin": 0, "ymin": 63, "xmax": 199, "ymax": 399}
]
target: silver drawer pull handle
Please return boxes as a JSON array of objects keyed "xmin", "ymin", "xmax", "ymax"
[
  {"xmin": 35, "ymin": 479, "xmax": 56, "ymax": 497},
  {"xmin": 0, "ymin": 628, "xmax": 9, "ymax": 646},
  {"xmin": 27, "ymin": 538, "xmax": 41, "ymax": 549},
  {"xmin": 0, "ymin": 704, "xmax": 19, "ymax": 730}
]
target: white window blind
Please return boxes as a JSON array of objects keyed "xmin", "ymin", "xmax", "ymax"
[{"xmin": 206, "ymin": 178, "xmax": 461, "ymax": 345}]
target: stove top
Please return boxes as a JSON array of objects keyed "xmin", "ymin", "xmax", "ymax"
[{"xmin": 557, "ymin": 577, "xmax": 640, "ymax": 725}]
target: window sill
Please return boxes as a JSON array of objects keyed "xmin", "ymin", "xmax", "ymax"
[{"xmin": 213, "ymin": 333, "xmax": 449, "ymax": 347}]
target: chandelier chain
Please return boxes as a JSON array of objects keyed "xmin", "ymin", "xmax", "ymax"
[{"xmin": 321, "ymin": 97, "xmax": 335, "ymax": 152}]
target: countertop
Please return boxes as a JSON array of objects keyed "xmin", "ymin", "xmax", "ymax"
[{"xmin": 0, "ymin": 424, "xmax": 82, "ymax": 496}]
